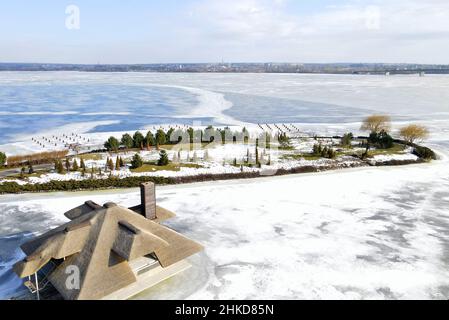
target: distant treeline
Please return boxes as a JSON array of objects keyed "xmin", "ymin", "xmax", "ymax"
[{"xmin": 2, "ymin": 63, "xmax": 449, "ymax": 74}]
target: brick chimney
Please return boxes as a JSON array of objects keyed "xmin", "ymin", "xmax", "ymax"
[{"xmin": 140, "ymin": 182, "xmax": 157, "ymax": 220}]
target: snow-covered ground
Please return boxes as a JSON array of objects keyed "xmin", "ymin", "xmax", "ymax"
[{"xmin": 1, "ymin": 150, "xmax": 449, "ymax": 300}]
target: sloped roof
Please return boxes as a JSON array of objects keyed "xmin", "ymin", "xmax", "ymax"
[
  {"xmin": 65, "ymin": 201, "xmax": 176, "ymax": 223},
  {"xmin": 13, "ymin": 202, "xmax": 203, "ymax": 300}
]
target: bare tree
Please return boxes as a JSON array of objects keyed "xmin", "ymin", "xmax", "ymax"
[
  {"xmin": 399, "ymin": 124, "xmax": 429, "ymax": 144},
  {"xmin": 360, "ymin": 115, "xmax": 392, "ymax": 134}
]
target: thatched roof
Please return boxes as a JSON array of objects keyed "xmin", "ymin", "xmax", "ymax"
[{"xmin": 14, "ymin": 201, "xmax": 203, "ymax": 300}]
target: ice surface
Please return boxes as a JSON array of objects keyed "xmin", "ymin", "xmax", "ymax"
[
  {"xmin": 1, "ymin": 156, "xmax": 449, "ymax": 300},
  {"xmin": 1, "ymin": 73, "xmax": 449, "ymax": 300}
]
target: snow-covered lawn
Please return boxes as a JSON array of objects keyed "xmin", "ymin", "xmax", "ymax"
[
  {"xmin": 0, "ymin": 137, "xmax": 420, "ymax": 186},
  {"xmin": 1, "ymin": 155, "xmax": 449, "ymax": 300}
]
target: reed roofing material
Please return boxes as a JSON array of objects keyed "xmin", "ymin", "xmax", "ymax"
[{"xmin": 14, "ymin": 201, "xmax": 203, "ymax": 300}]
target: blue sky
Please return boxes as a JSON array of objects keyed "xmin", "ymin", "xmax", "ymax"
[{"xmin": 1, "ymin": 0, "xmax": 448, "ymax": 64}]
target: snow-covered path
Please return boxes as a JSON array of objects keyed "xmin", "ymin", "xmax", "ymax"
[{"xmin": 1, "ymin": 153, "xmax": 449, "ymax": 300}]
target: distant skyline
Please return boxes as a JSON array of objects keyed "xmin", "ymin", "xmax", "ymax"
[{"xmin": 1, "ymin": 0, "xmax": 449, "ymax": 64}]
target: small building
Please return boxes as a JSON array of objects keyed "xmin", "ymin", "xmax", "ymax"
[{"xmin": 13, "ymin": 183, "xmax": 203, "ymax": 300}]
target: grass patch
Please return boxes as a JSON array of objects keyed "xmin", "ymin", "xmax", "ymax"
[{"xmin": 367, "ymin": 143, "xmax": 407, "ymax": 157}]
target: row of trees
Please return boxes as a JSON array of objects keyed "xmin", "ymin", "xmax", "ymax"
[{"xmin": 104, "ymin": 127, "xmax": 279, "ymax": 153}]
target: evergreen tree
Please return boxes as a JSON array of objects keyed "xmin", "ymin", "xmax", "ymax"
[
  {"xmin": 81, "ymin": 168, "xmax": 86, "ymax": 178},
  {"xmin": 119, "ymin": 157, "xmax": 125, "ymax": 168},
  {"xmin": 28, "ymin": 164, "xmax": 34, "ymax": 175},
  {"xmin": 165, "ymin": 128, "xmax": 175, "ymax": 144},
  {"xmin": 72, "ymin": 159, "xmax": 79, "ymax": 171},
  {"xmin": 133, "ymin": 131, "xmax": 145, "ymax": 149},
  {"xmin": 156, "ymin": 129, "xmax": 166, "ymax": 147},
  {"xmin": 233, "ymin": 158, "xmax": 237, "ymax": 167},
  {"xmin": 104, "ymin": 136, "xmax": 119, "ymax": 152},
  {"xmin": 121, "ymin": 134, "xmax": 134, "ymax": 150},
  {"xmin": 65, "ymin": 158, "xmax": 71, "ymax": 172},
  {"xmin": 131, "ymin": 153, "xmax": 143, "ymax": 169},
  {"xmin": 145, "ymin": 131, "xmax": 155, "ymax": 150},
  {"xmin": 56, "ymin": 160, "xmax": 65, "ymax": 174},
  {"xmin": 108, "ymin": 158, "xmax": 114, "ymax": 171},
  {"xmin": 115, "ymin": 156, "xmax": 120, "ymax": 170},
  {"xmin": 80, "ymin": 158, "xmax": 86, "ymax": 170},
  {"xmin": 242, "ymin": 127, "xmax": 250, "ymax": 144},
  {"xmin": 90, "ymin": 166, "xmax": 94, "ymax": 179},
  {"xmin": 255, "ymin": 144, "xmax": 259, "ymax": 166},
  {"xmin": 158, "ymin": 150, "xmax": 169, "ymax": 166},
  {"xmin": 20, "ymin": 166, "xmax": 26, "ymax": 178},
  {"xmin": 187, "ymin": 128, "xmax": 194, "ymax": 144},
  {"xmin": 266, "ymin": 134, "xmax": 271, "ymax": 149}
]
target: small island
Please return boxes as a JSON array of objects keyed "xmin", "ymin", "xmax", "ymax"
[{"xmin": 0, "ymin": 115, "xmax": 436, "ymax": 194}]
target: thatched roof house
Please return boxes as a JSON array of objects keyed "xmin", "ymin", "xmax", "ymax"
[{"xmin": 13, "ymin": 183, "xmax": 203, "ymax": 300}]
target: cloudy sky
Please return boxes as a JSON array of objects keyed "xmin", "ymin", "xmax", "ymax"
[{"xmin": 0, "ymin": 0, "xmax": 448, "ymax": 64}]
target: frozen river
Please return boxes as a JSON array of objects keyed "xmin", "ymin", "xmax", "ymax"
[{"xmin": 1, "ymin": 73, "xmax": 449, "ymax": 299}]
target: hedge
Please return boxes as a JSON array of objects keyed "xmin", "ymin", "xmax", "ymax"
[{"xmin": 0, "ymin": 163, "xmax": 365, "ymax": 194}]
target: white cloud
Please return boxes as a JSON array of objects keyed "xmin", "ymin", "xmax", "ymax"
[
  {"xmin": 2, "ymin": 0, "xmax": 448, "ymax": 64},
  {"xmin": 180, "ymin": 0, "xmax": 449, "ymax": 63}
]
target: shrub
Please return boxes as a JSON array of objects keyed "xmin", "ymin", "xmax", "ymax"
[
  {"xmin": 158, "ymin": 150, "xmax": 169, "ymax": 166},
  {"xmin": 368, "ymin": 130, "xmax": 394, "ymax": 149},
  {"xmin": 131, "ymin": 153, "xmax": 143, "ymax": 169},
  {"xmin": 341, "ymin": 133, "xmax": 354, "ymax": 148}
]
